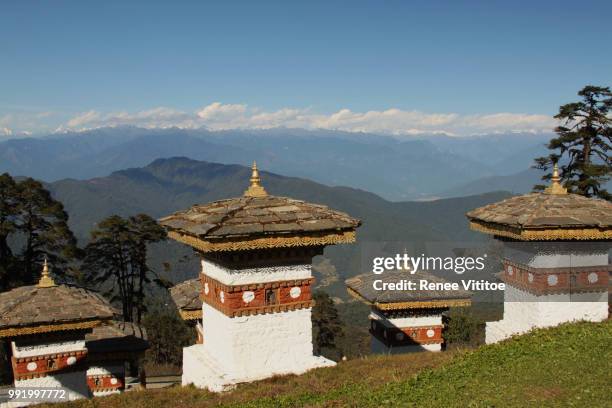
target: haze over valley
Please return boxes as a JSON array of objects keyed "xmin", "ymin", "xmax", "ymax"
[{"xmin": 0, "ymin": 127, "xmax": 551, "ymax": 201}]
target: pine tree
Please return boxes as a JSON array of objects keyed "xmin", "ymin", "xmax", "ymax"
[
  {"xmin": 0, "ymin": 174, "xmax": 19, "ymax": 290},
  {"xmin": 0, "ymin": 174, "xmax": 78, "ymax": 288},
  {"xmin": 312, "ymin": 291, "xmax": 345, "ymax": 361},
  {"xmin": 142, "ymin": 301, "xmax": 195, "ymax": 366},
  {"xmin": 17, "ymin": 178, "xmax": 79, "ymax": 283},
  {"xmin": 83, "ymin": 214, "xmax": 167, "ymax": 323},
  {"xmin": 534, "ymin": 85, "xmax": 612, "ymax": 200}
]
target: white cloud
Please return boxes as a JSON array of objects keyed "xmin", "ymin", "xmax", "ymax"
[
  {"xmin": 66, "ymin": 110, "xmax": 101, "ymax": 128},
  {"xmin": 63, "ymin": 107, "xmax": 192, "ymax": 130},
  {"xmin": 196, "ymin": 102, "xmax": 247, "ymax": 120},
  {"xmin": 4, "ymin": 103, "xmax": 557, "ymax": 137},
  {"xmin": 1, "ymin": 112, "xmax": 58, "ymax": 137}
]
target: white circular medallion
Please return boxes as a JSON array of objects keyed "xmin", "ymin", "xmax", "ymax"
[
  {"xmin": 507, "ymin": 266, "xmax": 513, "ymax": 276},
  {"xmin": 66, "ymin": 356, "xmax": 77, "ymax": 365},
  {"xmin": 219, "ymin": 291, "xmax": 225, "ymax": 303},
  {"xmin": 26, "ymin": 362, "xmax": 37, "ymax": 371},
  {"xmin": 426, "ymin": 329, "xmax": 435, "ymax": 338},
  {"xmin": 289, "ymin": 286, "xmax": 301, "ymax": 299},
  {"xmin": 204, "ymin": 282, "xmax": 209, "ymax": 295},
  {"xmin": 547, "ymin": 274, "xmax": 558, "ymax": 286},
  {"xmin": 110, "ymin": 378, "xmax": 118, "ymax": 385},
  {"xmin": 242, "ymin": 291, "xmax": 255, "ymax": 303},
  {"xmin": 528, "ymin": 273, "xmax": 534, "ymax": 283},
  {"xmin": 395, "ymin": 332, "xmax": 404, "ymax": 341},
  {"xmin": 587, "ymin": 272, "xmax": 598, "ymax": 284}
]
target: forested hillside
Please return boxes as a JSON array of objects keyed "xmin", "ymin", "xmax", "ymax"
[{"xmin": 45, "ymin": 157, "xmax": 510, "ymax": 295}]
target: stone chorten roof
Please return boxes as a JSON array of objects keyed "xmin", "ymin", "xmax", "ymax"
[
  {"xmin": 346, "ymin": 270, "xmax": 471, "ymax": 311},
  {"xmin": 159, "ymin": 162, "xmax": 361, "ymax": 252},
  {"xmin": 170, "ymin": 278, "xmax": 202, "ymax": 320},
  {"xmin": 466, "ymin": 164, "xmax": 612, "ymax": 241},
  {"xmin": 0, "ymin": 260, "xmax": 116, "ymax": 337},
  {"xmin": 86, "ymin": 320, "xmax": 149, "ymax": 355}
]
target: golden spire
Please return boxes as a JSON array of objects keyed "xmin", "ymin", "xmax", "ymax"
[
  {"xmin": 243, "ymin": 161, "xmax": 268, "ymax": 197},
  {"xmin": 37, "ymin": 257, "xmax": 56, "ymax": 288},
  {"xmin": 544, "ymin": 163, "xmax": 568, "ymax": 195}
]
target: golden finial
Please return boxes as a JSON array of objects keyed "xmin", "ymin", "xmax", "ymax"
[
  {"xmin": 243, "ymin": 161, "xmax": 268, "ymax": 197},
  {"xmin": 37, "ymin": 257, "xmax": 56, "ymax": 288},
  {"xmin": 544, "ymin": 162, "xmax": 568, "ymax": 195}
]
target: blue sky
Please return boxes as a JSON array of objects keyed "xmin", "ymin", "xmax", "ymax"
[{"xmin": 1, "ymin": 0, "xmax": 611, "ymax": 136}]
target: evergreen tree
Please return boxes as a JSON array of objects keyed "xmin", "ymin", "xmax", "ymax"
[
  {"xmin": 142, "ymin": 301, "xmax": 194, "ymax": 366},
  {"xmin": 83, "ymin": 214, "xmax": 167, "ymax": 323},
  {"xmin": 312, "ymin": 291, "xmax": 345, "ymax": 361},
  {"xmin": 0, "ymin": 174, "xmax": 19, "ymax": 290},
  {"xmin": 0, "ymin": 174, "xmax": 78, "ymax": 289},
  {"xmin": 17, "ymin": 178, "xmax": 79, "ymax": 283},
  {"xmin": 534, "ymin": 85, "xmax": 612, "ymax": 199}
]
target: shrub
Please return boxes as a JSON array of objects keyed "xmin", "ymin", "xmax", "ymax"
[
  {"xmin": 443, "ymin": 307, "xmax": 485, "ymax": 347},
  {"xmin": 142, "ymin": 304, "xmax": 195, "ymax": 367}
]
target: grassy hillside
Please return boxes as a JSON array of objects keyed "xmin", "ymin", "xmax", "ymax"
[{"xmin": 52, "ymin": 320, "xmax": 611, "ymax": 408}]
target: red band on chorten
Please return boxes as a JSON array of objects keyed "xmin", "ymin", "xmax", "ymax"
[
  {"xmin": 370, "ymin": 322, "xmax": 444, "ymax": 346},
  {"xmin": 11, "ymin": 350, "xmax": 87, "ymax": 380},
  {"xmin": 200, "ymin": 274, "xmax": 314, "ymax": 317},
  {"xmin": 87, "ymin": 374, "xmax": 124, "ymax": 392},
  {"xmin": 502, "ymin": 260, "xmax": 609, "ymax": 295}
]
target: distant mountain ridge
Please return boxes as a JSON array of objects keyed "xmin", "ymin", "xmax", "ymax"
[
  {"xmin": 443, "ymin": 168, "xmax": 542, "ymax": 197},
  {"xmin": 1, "ymin": 127, "xmax": 551, "ymax": 200}
]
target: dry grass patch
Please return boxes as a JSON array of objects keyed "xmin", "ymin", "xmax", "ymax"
[{"xmin": 48, "ymin": 350, "xmax": 457, "ymax": 408}]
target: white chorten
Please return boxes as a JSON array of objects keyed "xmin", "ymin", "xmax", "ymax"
[
  {"xmin": 346, "ymin": 270, "xmax": 471, "ymax": 353},
  {"xmin": 160, "ymin": 162, "xmax": 361, "ymax": 391},
  {"xmin": 466, "ymin": 165, "xmax": 611, "ymax": 344},
  {"xmin": 0, "ymin": 260, "xmax": 116, "ymax": 406}
]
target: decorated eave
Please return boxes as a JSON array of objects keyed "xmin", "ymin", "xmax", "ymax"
[
  {"xmin": 0, "ymin": 260, "xmax": 116, "ymax": 338},
  {"xmin": 170, "ymin": 278, "xmax": 203, "ymax": 321},
  {"xmin": 159, "ymin": 162, "xmax": 361, "ymax": 253},
  {"xmin": 345, "ymin": 270, "xmax": 471, "ymax": 311},
  {"xmin": 466, "ymin": 165, "xmax": 612, "ymax": 241}
]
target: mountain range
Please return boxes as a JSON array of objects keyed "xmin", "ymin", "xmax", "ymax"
[
  {"xmin": 44, "ymin": 157, "xmax": 510, "ymax": 297},
  {"xmin": 1, "ymin": 127, "xmax": 551, "ymax": 200}
]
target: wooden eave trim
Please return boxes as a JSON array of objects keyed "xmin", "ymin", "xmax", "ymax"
[
  {"xmin": 469, "ymin": 220, "xmax": 612, "ymax": 241},
  {"xmin": 375, "ymin": 299, "xmax": 471, "ymax": 310},
  {"xmin": 167, "ymin": 230, "xmax": 356, "ymax": 252},
  {"xmin": 347, "ymin": 287, "xmax": 471, "ymax": 310},
  {"xmin": 0, "ymin": 319, "xmax": 107, "ymax": 338},
  {"xmin": 178, "ymin": 309, "xmax": 202, "ymax": 321}
]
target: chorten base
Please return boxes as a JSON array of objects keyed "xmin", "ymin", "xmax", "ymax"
[
  {"xmin": 485, "ymin": 286, "xmax": 608, "ymax": 344},
  {"xmin": 182, "ymin": 345, "xmax": 335, "ymax": 392}
]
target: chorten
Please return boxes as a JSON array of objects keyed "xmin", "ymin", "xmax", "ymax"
[
  {"xmin": 160, "ymin": 162, "xmax": 361, "ymax": 391},
  {"xmin": 0, "ymin": 260, "xmax": 116, "ymax": 402},
  {"xmin": 346, "ymin": 270, "xmax": 471, "ymax": 353},
  {"xmin": 466, "ymin": 164, "xmax": 611, "ymax": 343},
  {"xmin": 85, "ymin": 321, "xmax": 149, "ymax": 396}
]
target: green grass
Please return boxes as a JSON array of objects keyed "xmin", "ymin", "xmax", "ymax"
[{"xmin": 52, "ymin": 320, "xmax": 611, "ymax": 408}]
